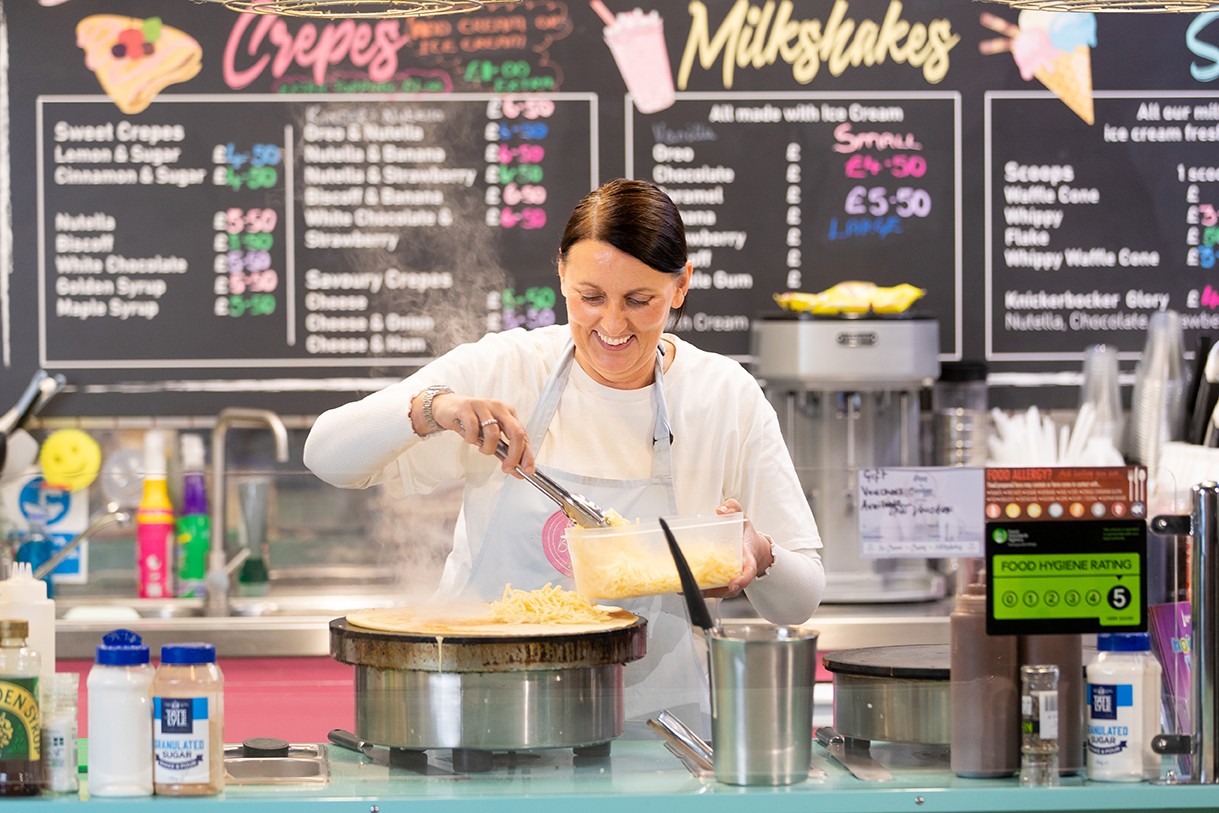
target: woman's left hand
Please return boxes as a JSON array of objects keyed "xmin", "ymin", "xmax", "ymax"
[{"xmin": 700, "ymin": 499, "xmax": 774, "ymax": 598}]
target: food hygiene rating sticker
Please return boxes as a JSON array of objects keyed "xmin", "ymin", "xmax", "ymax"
[{"xmin": 986, "ymin": 519, "xmax": 1146, "ymax": 635}]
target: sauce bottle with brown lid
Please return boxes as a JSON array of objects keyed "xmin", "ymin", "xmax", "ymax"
[
  {"xmin": 0, "ymin": 619, "xmax": 41, "ymax": 796},
  {"xmin": 152, "ymin": 643, "xmax": 224, "ymax": 795}
]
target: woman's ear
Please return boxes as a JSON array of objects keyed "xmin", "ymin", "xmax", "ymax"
[{"xmin": 672, "ymin": 261, "xmax": 693, "ymax": 307}]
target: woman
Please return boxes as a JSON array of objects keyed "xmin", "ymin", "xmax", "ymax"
[{"xmin": 304, "ymin": 179, "xmax": 825, "ymax": 728}]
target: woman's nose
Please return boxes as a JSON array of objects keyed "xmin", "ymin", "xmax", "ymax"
[{"xmin": 601, "ymin": 302, "xmax": 628, "ymax": 333}]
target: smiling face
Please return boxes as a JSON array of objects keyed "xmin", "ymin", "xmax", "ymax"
[{"xmin": 559, "ymin": 240, "xmax": 691, "ymax": 390}]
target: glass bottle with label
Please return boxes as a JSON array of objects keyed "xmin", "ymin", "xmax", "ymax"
[
  {"xmin": 0, "ymin": 619, "xmax": 41, "ymax": 796},
  {"xmin": 1020, "ymin": 663, "xmax": 1060, "ymax": 787},
  {"xmin": 152, "ymin": 643, "xmax": 223, "ymax": 795},
  {"xmin": 42, "ymin": 673, "xmax": 78, "ymax": 793}
]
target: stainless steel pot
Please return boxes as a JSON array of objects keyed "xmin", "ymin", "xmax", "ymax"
[{"xmin": 329, "ymin": 617, "xmax": 647, "ymax": 754}]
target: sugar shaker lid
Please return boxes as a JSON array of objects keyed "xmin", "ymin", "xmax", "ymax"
[
  {"xmin": 160, "ymin": 643, "xmax": 216, "ymax": 665},
  {"xmin": 96, "ymin": 628, "xmax": 150, "ymax": 665},
  {"xmin": 1097, "ymin": 632, "xmax": 1151, "ymax": 651}
]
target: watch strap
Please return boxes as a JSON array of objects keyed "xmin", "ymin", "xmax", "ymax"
[{"xmin": 419, "ymin": 384, "xmax": 453, "ymax": 438}]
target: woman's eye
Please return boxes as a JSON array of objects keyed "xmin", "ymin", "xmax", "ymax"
[
  {"xmin": 580, "ymin": 295, "xmax": 603, "ymax": 304},
  {"xmin": 628, "ymin": 298, "xmax": 650, "ymax": 307}
]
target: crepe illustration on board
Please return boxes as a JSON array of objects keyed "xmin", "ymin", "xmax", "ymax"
[
  {"xmin": 980, "ymin": 11, "xmax": 1097, "ymax": 125},
  {"xmin": 76, "ymin": 16, "xmax": 202, "ymax": 115}
]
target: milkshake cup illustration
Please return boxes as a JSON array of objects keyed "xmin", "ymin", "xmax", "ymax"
[{"xmin": 591, "ymin": 0, "xmax": 675, "ymax": 114}]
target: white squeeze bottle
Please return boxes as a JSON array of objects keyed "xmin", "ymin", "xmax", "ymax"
[
  {"xmin": 1085, "ymin": 632, "xmax": 1163, "ymax": 782},
  {"xmin": 0, "ymin": 562, "xmax": 55, "ymax": 699}
]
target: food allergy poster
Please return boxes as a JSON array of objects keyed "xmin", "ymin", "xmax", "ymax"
[
  {"xmin": 2, "ymin": 1, "xmax": 1218, "ymax": 415},
  {"xmin": 985, "ymin": 466, "xmax": 1148, "ymax": 634}
]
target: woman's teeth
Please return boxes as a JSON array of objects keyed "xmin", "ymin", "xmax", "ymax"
[{"xmin": 596, "ymin": 332, "xmax": 630, "ymax": 346}]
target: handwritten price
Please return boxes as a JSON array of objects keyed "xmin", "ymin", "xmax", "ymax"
[
  {"xmin": 486, "ymin": 206, "xmax": 547, "ymax": 229},
  {"xmin": 485, "ymin": 164, "xmax": 544, "ymax": 185},
  {"xmin": 212, "ymin": 143, "xmax": 282, "ymax": 169},
  {"xmin": 214, "ymin": 166, "xmax": 278, "ymax": 191},
  {"xmin": 494, "ymin": 144, "xmax": 545, "ymax": 164},
  {"xmin": 486, "ymin": 98, "xmax": 555, "ymax": 120},
  {"xmin": 844, "ymin": 153, "xmax": 926, "ymax": 179},
  {"xmin": 845, "ymin": 186, "xmax": 931, "ymax": 218},
  {"xmin": 214, "ymin": 294, "xmax": 275, "ymax": 317},
  {"xmin": 225, "ymin": 250, "xmax": 272, "ymax": 273},
  {"xmin": 217, "ymin": 208, "xmax": 277, "ymax": 234}
]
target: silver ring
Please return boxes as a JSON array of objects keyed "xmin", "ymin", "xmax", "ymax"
[{"xmin": 480, "ymin": 419, "xmax": 499, "ymax": 428}]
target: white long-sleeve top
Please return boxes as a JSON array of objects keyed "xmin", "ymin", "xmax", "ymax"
[{"xmin": 304, "ymin": 325, "xmax": 825, "ymax": 623}]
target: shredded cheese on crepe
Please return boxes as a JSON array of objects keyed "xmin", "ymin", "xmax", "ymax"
[{"xmin": 487, "ymin": 583, "xmax": 614, "ymax": 624}]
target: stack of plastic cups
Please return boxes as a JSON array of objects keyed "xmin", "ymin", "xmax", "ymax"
[
  {"xmin": 1079, "ymin": 345, "xmax": 1124, "ymax": 452},
  {"xmin": 933, "ymin": 362, "xmax": 988, "ymax": 467}
]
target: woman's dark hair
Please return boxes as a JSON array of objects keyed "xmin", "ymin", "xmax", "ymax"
[{"xmin": 558, "ymin": 179, "xmax": 689, "ymax": 324}]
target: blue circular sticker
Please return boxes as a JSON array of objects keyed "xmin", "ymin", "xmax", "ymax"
[{"xmin": 17, "ymin": 477, "xmax": 70, "ymax": 525}]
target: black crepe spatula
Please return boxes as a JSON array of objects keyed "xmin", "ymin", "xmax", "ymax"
[{"xmin": 659, "ymin": 516, "xmax": 716, "ymax": 632}]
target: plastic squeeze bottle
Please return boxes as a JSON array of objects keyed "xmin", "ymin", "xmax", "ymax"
[
  {"xmin": 175, "ymin": 434, "xmax": 209, "ymax": 598},
  {"xmin": 137, "ymin": 430, "xmax": 175, "ymax": 599},
  {"xmin": 0, "ymin": 562, "xmax": 55, "ymax": 698},
  {"xmin": 1086, "ymin": 632, "xmax": 1163, "ymax": 782},
  {"xmin": 87, "ymin": 629, "xmax": 154, "ymax": 796},
  {"xmin": 0, "ymin": 620, "xmax": 41, "ymax": 796},
  {"xmin": 950, "ymin": 578, "xmax": 1020, "ymax": 777}
]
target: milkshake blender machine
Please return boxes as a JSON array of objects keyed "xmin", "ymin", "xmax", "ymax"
[{"xmin": 752, "ymin": 313, "xmax": 945, "ymax": 602}]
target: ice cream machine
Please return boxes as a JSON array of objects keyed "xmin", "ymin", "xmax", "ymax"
[{"xmin": 752, "ymin": 313, "xmax": 945, "ymax": 603}]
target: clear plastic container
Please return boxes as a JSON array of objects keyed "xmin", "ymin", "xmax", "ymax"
[
  {"xmin": 567, "ymin": 513, "xmax": 744, "ymax": 599},
  {"xmin": 1086, "ymin": 633, "xmax": 1162, "ymax": 782},
  {"xmin": 152, "ymin": 643, "xmax": 224, "ymax": 796}
]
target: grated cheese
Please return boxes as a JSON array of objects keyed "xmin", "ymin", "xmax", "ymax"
[
  {"xmin": 487, "ymin": 582, "xmax": 614, "ymax": 624},
  {"xmin": 572, "ymin": 542, "xmax": 741, "ymax": 599}
]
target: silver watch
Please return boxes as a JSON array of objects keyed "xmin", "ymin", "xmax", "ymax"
[{"xmin": 419, "ymin": 384, "xmax": 453, "ymax": 438}]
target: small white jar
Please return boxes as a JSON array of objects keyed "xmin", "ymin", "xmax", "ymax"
[
  {"xmin": 1086, "ymin": 632, "xmax": 1163, "ymax": 782},
  {"xmin": 87, "ymin": 629, "xmax": 154, "ymax": 796}
]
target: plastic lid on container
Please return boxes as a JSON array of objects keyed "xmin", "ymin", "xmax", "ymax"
[
  {"xmin": 937, "ymin": 360, "xmax": 988, "ymax": 383},
  {"xmin": 96, "ymin": 628, "xmax": 150, "ymax": 665},
  {"xmin": 0, "ymin": 561, "xmax": 48, "ymax": 603},
  {"xmin": 143, "ymin": 430, "xmax": 166, "ymax": 478},
  {"xmin": 0, "ymin": 619, "xmax": 29, "ymax": 639},
  {"xmin": 1098, "ymin": 632, "xmax": 1151, "ymax": 651},
  {"xmin": 181, "ymin": 433, "xmax": 206, "ymax": 472},
  {"xmin": 161, "ymin": 643, "xmax": 216, "ymax": 664}
]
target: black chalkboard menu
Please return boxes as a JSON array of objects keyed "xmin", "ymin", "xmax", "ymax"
[{"xmin": 2, "ymin": 0, "xmax": 1216, "ymax": 415}]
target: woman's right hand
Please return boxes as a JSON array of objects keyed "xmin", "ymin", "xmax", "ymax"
[{"xmin": 415, "ymin": 391, "xmax": 535, "ymax": 477}]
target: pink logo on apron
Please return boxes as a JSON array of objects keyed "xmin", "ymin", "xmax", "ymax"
[{"xmin": 541, "ymin": 510, "xmax": 575, "ymax": 576}]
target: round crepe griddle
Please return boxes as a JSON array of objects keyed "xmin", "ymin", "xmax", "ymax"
[
  {"xmin": 330, "ymin": 611, "xmax": 648, "ymax": 673},
  {"xmin": 345, "ymin": 602, "xmax": 637, "ymax": 637}
]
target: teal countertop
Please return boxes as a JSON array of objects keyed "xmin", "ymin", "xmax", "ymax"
[{"xmin": 12, "ymin": 741, "xmax": 1219, "ymax": 811}]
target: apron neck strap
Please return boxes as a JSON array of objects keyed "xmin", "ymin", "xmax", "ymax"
[{"xmin": 526, "ymin": 336, "xmax": 674, "ymax": 472}]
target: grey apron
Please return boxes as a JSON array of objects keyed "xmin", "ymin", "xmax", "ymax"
[{"xmin": 462, "ymin": 338, "xmax": 707, "ymax": 729}]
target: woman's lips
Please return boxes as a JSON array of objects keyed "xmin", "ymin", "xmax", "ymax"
[{"xmin": 594, "ymin": 330, "xmax": 633, "ymax": 350}]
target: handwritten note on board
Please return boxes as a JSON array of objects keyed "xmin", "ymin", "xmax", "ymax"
[{"xmin": 858, "ymin": 468, "xmax": 985, "ymax": 558}]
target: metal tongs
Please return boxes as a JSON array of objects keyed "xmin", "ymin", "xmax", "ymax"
[{"xmin": 493, "ymin": 440, "xmax": 612, "ymax": 528}]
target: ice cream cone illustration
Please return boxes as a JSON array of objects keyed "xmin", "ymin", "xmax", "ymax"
[{"xmin": 980, "ymin": 11, "xmax": 1097, "ymax": 125}]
